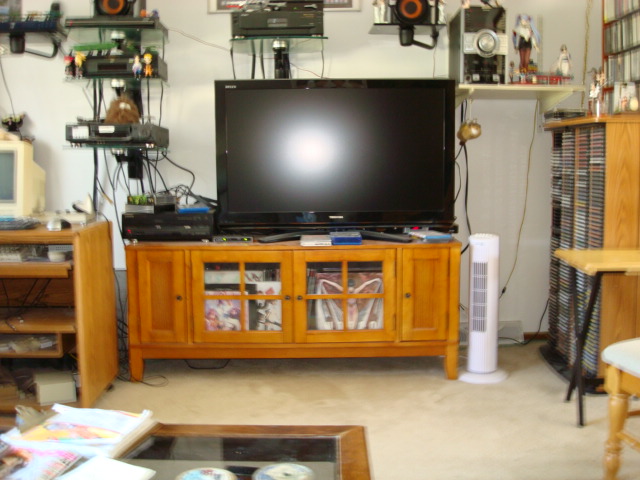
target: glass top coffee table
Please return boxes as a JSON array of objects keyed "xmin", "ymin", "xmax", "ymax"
[{"xmin": 123, "ymin": 424, "xmax": 371, "ymax": 480}]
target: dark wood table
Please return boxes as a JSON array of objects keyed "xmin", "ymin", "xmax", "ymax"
[{"xmin": 123, "ymin": 424, "xmax": 371, "ymax": 480}]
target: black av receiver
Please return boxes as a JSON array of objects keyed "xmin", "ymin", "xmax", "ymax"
[
  {"xmin": 231, "ymin": 0, "xmax": 323, "ymax": 38},
  {"xmin": 66, "ymin": 122, "xmax": 169, "ymax": 148},
  {"xmin": 84, "ymin": 54, "xmax": 168, "ymax": 81}
]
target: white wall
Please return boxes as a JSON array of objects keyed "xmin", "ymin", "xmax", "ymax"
[{"xmin": 0, "ymin": 0, "xmax": 602, "ymax": 334}]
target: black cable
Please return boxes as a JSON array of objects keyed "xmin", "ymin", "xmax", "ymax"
[
  {"xmin": 230, "ymin": 43, "xmax": 237, "ymax": 80},
  {"xmin": 159, "ymin": 152, "xmax": 196, "ymax": 191},
  {"xmin": 463, "ymin": 143, "xmax": 472, "ymax": 237},
  {"xmin": 0, "ymin": 56, "xmax": 17, "ymax": 119},
  {"xmin": 499, "ymin": 298, "xmax": 548, "ymax": 346},
  {"xmin": 93, "ymin": 148, "xmax": 99, "ymax": 213}
]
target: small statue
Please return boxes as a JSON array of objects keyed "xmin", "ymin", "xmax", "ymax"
[
  {"xmin": 551, "ymin": 44, "xmax": 572, "ymax": 77},
  {"xmin": 74, "ymin": 51, "xmax": 86, "ymax": 78},
  {"xmin": 143, "ymin": 53, "xmax": 153, "ymax": 78},
  {"xmin": 2, "ymin": 114, "xmax": 24, "ymax": 132},
  {"xmin": 372, "ymin": 0, "xmax": 388, "ymax": 24},
  {"xmin": 512, "ymin": 14, "xmax": 540, "ymax": 74},
  {"xmin": 132, "ymin": 54, "xmax": 143, "ymax": 79},
  {"xmin": 64, "ymin": 55, "xmax": 76, "ymax": 78}
]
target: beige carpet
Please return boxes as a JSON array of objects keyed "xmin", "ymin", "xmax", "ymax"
[{"xmin": 94, "ymin": 341, "xmax": 640, "ymax": 480}]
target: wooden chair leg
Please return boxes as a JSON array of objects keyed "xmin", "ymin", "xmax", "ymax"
[{"xmin": 604, "ymin": 391, "xmax": 629, "ymax": 480}]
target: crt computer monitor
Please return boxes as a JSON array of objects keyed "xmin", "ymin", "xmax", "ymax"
[{"xmin": 0, "ymin": 141, "xmax": 46, "ymax": 217}]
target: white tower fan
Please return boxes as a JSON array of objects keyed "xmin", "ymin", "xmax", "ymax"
[{"xmin": 460, "ymin": 233, "xmax": 508, "ymax": 384}]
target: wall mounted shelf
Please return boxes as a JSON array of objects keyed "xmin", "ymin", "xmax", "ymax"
[{"xmin": 456, "ymin": 84, "xmax": 585, "ymax": 112}]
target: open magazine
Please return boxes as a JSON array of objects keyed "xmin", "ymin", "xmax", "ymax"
[{"xmin": 1, "ymin": 404, "xmax": 156, "ymax": 459}]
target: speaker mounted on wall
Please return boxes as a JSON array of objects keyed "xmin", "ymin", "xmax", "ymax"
[
  {"xmin": 390, "ymin": 0, "xmax": 440, "ymax": 49},
  {"xmin": 94, "ymin": 0, "xmax": 146, "ymax": 16},
  {"xmin": 393, "ymin": 0, "xmax": 431, "ymax": 25}
]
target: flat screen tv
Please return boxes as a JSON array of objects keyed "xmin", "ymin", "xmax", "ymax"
[{"xmin": 214, "ymin": 78, "xmax": 456, "ymax": 241}]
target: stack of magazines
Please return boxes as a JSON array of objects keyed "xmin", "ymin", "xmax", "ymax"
[{"xmin": 0, "ymin": 404, "xmax": 157, "ymax": 479}]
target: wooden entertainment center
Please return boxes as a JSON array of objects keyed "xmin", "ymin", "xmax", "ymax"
[{"xmin": 126, "ymin": 239, "xmax": 461, "ymax": 381}]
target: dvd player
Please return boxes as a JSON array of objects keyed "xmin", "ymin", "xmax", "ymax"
[
  {"xmin": 66, "ymin": 122, "xmax": 169, "ymax": 148},
  {"xmin": 122, "ymin": 212, "xmax": 215, "ymax": 241}
]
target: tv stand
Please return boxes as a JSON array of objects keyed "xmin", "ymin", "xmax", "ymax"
[
  {"xmin": 257, "ymin": 229, "xmax": 413, "ymax": 244},
  {"xmin": 126, "ymin": 239, "xmax": 461, "ymax": 381}
]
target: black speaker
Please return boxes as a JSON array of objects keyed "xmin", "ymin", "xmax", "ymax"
[
  {"xmin": 393, "ymin": 0, "xmax": 431, "ymax": 25},
  {"xmin": 94, "ymin": 0, "xmax": 146, "ymax": 16},
  {"xmin": 449, "ymin": 6, "xmax": 507, "ymax": 84}
]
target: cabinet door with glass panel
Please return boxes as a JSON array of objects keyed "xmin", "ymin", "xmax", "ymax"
[
  {"xmin": 293, "ymin": 249, "xmax": 396, "ymax": 343},
  {"xmin": 191, "ymin": 251, "xmax": 293, "ymax": 343}
]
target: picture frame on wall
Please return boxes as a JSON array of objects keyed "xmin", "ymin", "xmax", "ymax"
[{"xmin": 208, "ymin": 0, "xmax": 361, "ymax": 13}]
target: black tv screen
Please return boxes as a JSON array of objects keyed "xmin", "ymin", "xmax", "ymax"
[{"xmin": 214, "ymin": 78, "xmax": 456, "ymax": 235}]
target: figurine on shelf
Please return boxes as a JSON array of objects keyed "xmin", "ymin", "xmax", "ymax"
[
  {"xmin": 372, "ymin": 0, "xmax": 388, "ymax": 24},
  {"xmin": 64, "ymin": 55, "xmax": 75, "ymax": 79},
  {"xmin": 143, "ymin": 53, "xmax": 153, "ymax": 78},
  {"xmin": 105, "ymin": 95, "xmax": 141, "ymax": 125},
  {"xmin": 74, "ymin": 51, "xmax": 86, "ymax": 79},
  {"xmin": 588, "ymin": 67, "xmax": 606, "ymax": 116},
  {"xmin": 512, "ymin": 14, "xmax": 540, "ymax": 74},
  {"xmin": 1, "ymin": 114, "xmax": 24, "ymax": 133},
  {"xmin": 132, "ymin": 55, "xmax": 143, "ymax": 79},
  {"xmin": 550, "ymin": 44, "xmax": 572, "ymax": 77}
]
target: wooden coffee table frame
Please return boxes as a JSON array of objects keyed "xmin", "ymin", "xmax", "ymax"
[{"xmin": 129, "ymin": 423, "xmax": 371, "ymax": 480}]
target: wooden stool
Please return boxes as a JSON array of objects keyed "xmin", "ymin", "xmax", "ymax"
[{"xmin": 603, "ymin": 338, "xmax": 640, "ymax": 480}]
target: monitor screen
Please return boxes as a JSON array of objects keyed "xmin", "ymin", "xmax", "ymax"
[
  {"xmin": 215, "ymin": 79, "xmax": 456, "ymax": 233},
  {"xmin": 0, "ymin": 141, "xmax": 46, "ymax": 217},
  {"xmin": 0, "ymin": 152, "xmax": 16, "ymax": 203}
]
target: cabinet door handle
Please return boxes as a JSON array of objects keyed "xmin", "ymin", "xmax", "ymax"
[
  {"xmin": 284, "ymin": 295, "xmax": 291, "ymax": 300},
  {"xmin": 297, "ymin": 295, "xmax": 303, "ymax": 300},
  {"xmin": 176, "ymin": 295, "xmax": 183, "ymax": 301},
  {"xmin": 405, "ymin": 292, "xmax": 411, "ymax": 298}
]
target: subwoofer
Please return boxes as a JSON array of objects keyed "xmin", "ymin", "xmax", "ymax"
[
  {"xmin": 94, "ymin": 0, "xmax": 146, "ymax": 16},
  {"xmin": 449, "ymin": 6, "xmax": 507, "ymax": 84}
]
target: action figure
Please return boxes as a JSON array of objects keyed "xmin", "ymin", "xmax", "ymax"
[
  {"xmin": 373, "ymin": 0, "xmax": 388, "ymax": 24},
  {"xmin": 512, "ymin": 14, "xmax": 540, "ymax": 74},
  {"xmin": 143, "ymin": 53, "xmax": 153, "ymax": 78},
  {"xmin": 64, "ymin": 55, "xmax": 75, "ymax": 78},
  {"xmin": 74, "ymin": 51, "xmax": 86, "ymax": 78},
  {"xmin": 132, "ymin": 55, "xmax": 143, "ymax": 79},
  {"xmin": 551, "ymin": 44, "xmax": 572, "ymax": 77}
]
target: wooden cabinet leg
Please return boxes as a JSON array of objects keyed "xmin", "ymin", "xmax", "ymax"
[
  {"xmin": 129, "ymin": 350, "xmax": 145, "ymax": 382},
  {"xmin": 444, "ymin": 344, "xmax": 458, "ymax": 380},
  {"xmin": 604, "ymin": 391, "xmax": 628, "ymax": 480}
]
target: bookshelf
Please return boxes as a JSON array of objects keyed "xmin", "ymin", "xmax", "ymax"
[
  {"xmin": 543, "ymin": 115, "xmax": 640, "ymax": 380},
  {"xmin": 0, "ymin": 222, "xmax": 118, "ymax": 409},
  {"xmin": 602, "ymin": 0, "xmax": 640, "ymax": 111}
]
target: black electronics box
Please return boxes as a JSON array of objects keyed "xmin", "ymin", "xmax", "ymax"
[
  {"xmin": 122, "ymin": 212, "xmax": 215, "ymax": 241},
  {"xmin": 231, "ymin": 0, "xmax": 323, "ymax": 37},
  {"xmin": 66, "ymin": 122, "xmax": 169, "ymax": 148},
  {"xmin": 84, "ymin": 54, "xmax": 168, "ymax": 81}
]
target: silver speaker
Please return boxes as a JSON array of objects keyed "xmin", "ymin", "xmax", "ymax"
[{"xmin": 449, "ymin": 6, "xmax": 507, "ymax": 84}]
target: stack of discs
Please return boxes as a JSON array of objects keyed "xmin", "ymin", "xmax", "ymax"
[
  {"xmin": 253, "ymin": 463, "xmax": 314, "ymax": 480},
  {"xmin": 175, "ymin": 467, "xmax": 237, "ymax": 480}
]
